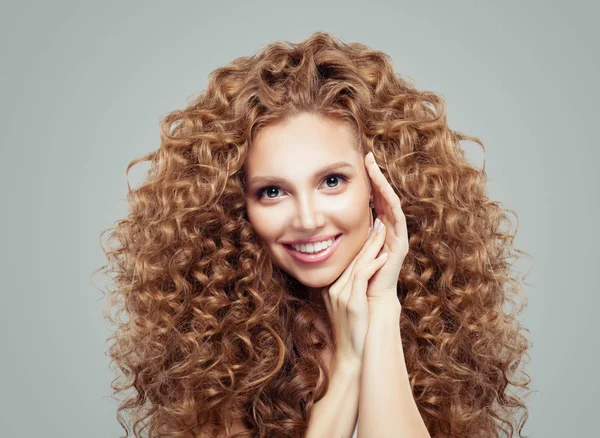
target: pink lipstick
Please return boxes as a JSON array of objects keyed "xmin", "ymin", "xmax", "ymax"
[{"xmin": 283, "ymin": 234, "xmax": 342, "ymax": 264}]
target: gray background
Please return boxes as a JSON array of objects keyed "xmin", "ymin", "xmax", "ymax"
[{"xmin": 1, "ymin": 0, "xmax": 597, "ymax": 436}]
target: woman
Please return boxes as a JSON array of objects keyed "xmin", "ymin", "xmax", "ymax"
[{"xmin": 98, "ymin": 31, "xmax": 532, "ymax": 437}]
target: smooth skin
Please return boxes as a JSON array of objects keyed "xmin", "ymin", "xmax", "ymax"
[
  {"xmin": 244, "ymin": 113, "xmax": 374, "ymax": 301},
  {"xmin": 243, "ymin": 113, "xmax": 403, "ymax": 437},
  {"xmin": 363, "ymin": 151, "xmax": 409, "ymax": 304},
  {"xmin": 306, "ymin": 183, "xmax": 388, "ymax": 438},
  {"xmin": 321, "ymin": 216, "xmax": 387, "ymax": 366}
]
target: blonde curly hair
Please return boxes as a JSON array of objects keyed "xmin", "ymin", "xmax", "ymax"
[{"xmin": 96, "ymin": 31, "xmax": 532, "ymax": 437}]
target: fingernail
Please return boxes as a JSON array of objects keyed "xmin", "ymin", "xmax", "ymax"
[{"xmin": 375, "ymin": 218, "xmax": 384, "ymax": 232}]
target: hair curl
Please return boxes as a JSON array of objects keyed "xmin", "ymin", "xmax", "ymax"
[{"xmin": 95, "ymin": 31, "xmax": 532, "ymax": 437}]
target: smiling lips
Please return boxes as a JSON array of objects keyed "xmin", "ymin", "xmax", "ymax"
[{"xmin": 283, "ymin": 234, "xmax": 342, "ymax": 264}]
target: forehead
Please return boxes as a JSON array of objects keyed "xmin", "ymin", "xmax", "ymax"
[{"xmin": 246, "ymin": 113, "xmax": 360, "ymax": 176}]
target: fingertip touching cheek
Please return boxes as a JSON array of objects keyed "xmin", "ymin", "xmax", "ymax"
[{"xmin": 244, "ymin": 113, "xmax": 372, "ymax": 292}]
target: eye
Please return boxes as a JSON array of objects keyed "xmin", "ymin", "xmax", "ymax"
[
  {"xmin": 255, "ymin": 173, "xmax": 348, "ymax": 200},
  {"xmin": 323, "ymin": 174, "xmax": 347, "ymax": 188},
  {"xmin": 257, "ymin": 186, "xmax": 283, "ymax": 199}
]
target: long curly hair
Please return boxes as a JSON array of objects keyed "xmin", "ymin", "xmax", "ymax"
[{"xmin": 96, "ymin": 31, "xmax": 532, "ymax": 437}]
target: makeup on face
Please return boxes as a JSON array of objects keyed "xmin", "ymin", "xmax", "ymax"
[
  {"xmin": 282, "ymin": 233, "xmax": 343, "ymax": 264},
  {"xmin": 244, "ymin": 113, "xmax": 372, "ymax": 289}
]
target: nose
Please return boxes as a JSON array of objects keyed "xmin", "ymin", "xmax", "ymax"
[{"xmin": 291, "ymin": 194, "xmax": 325, "ymax": 230}]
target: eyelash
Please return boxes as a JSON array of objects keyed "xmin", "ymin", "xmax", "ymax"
[{"xmin": 255, "ymin": 173, "xmax": 349, "ymax": 200}]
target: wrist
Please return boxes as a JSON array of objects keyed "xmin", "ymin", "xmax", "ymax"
[{"xmin": 367, "ymin": 295, "xmax": 402, "ymax": 315}]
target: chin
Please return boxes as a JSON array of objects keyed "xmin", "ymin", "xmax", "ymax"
[
  {"xmin": 294, "ymin": 266, "xmax": 346, "ymax": 290},
  {"xmin": 274, "ymin": 263, "xmax": 330, "ymax": 289},
  {"xmin": 299, "ymin": 277, "xmax": 329, "ymax": 289}
]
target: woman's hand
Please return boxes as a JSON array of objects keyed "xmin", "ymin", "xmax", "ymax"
[
  {"xmin": 320, "ymin": 217, "xmax": 388, "ymax": 366},
  {"xmin": 363, "ymin": 151, "xmax": 409, "ymax": 308}
]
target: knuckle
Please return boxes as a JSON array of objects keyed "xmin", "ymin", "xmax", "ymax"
[
  {"xmin": 353, "ymin": 270, "xmax": 366, "ymax": 281},
  {"xmin": 339, "ymin": 295, "xmax": 351, "ymax": 308},
  {"xmin": 347, "ymin": 301, "xmax": 361, "ymax": 314},
  {"xmin": 328, "ymin": 288, "xmax": 340, "ymax": 301}
]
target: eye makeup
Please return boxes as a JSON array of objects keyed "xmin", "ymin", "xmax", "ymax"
[{"xmin": 254, "ymin": 173, "xmax": 350, "ymax": 200}]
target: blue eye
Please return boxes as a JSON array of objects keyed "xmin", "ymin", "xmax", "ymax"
[
  {"xmin": 258, "ymin": 187, "xmax": 283, "ymax": 199},
  {"xmin": 255, "ymin": 174, "xmax": 348, "ymax": 200},
  {"xmin": 324, "ymin": 175, "xmax": 344, "ymax": 188}
]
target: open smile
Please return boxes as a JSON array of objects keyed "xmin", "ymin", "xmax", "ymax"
[{"xmin": 283, "ymin": 234, "xmax": 343, "ymax": 264}]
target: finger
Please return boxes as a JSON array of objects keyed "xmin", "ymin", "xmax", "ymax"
[
  {"xmin": 331, "ymin": 253, "xmax": 358, "ymax": 299},
  {"xmin": 337, "ymin": 224, "xmax": 382, "ymax": 303},
  {"xmin": 348, "ymin": 225, "xmax": 386, "ymax": 296},
  {"xmin": 354, "ymin": 220, "xmax": 386, "ymax": 270},
  {"xmin": 340, "ymin": 222, "xmax": 387, "ymax": 305},
  {"xmin": 364, "ymin": 251, "xmax": 389, "ymax": 279},
  {"xmin": 367, "ymin": 158, "xmax": 389, "ymax": 223},
  {"xmin": 348, "ymin": 252, "xmax": 388, "ymax": 313},
  {"xmin": 332, "ymin": 225, "xmax": 376, "ymax": 295},
  {"xmin": 354, "ymin": 224, "xmax": 376, "ymax": 259},
  {"xmin": 366, "ymin": 153, "xmax": 405, "ymax": 228}
]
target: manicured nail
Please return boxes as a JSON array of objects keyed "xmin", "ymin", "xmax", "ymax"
[{"xmin": 375, "ymin": 218, "xmax": 384, "ymax": 232}]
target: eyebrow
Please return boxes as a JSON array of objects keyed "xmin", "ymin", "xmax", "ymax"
[{"xmin": 247, "ymin": 161, "xmax": 355, "ymax": 187}]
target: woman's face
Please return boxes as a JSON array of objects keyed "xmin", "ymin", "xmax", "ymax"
[{"xmin": 244, "ymin": 112, "xmax": 372, "ymax": 293}]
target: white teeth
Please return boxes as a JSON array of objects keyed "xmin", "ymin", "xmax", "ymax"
[{"xmin": 291, "ymin": 237, "xmax": 335, "ymax": 254}]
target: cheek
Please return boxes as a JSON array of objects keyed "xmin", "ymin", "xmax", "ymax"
[
  {"xmin": 247, "ymin": 204, "xmax": 281, "ymax": 243},
  {"xmin": 328, "ymin": 192, "xmax": 370, "ymax": 226},
  {"xmin": 247, "ymin": 206, "xmax": 290, "ymax": 271}
]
